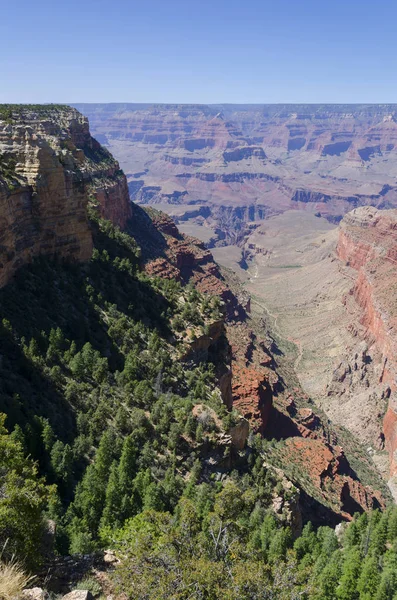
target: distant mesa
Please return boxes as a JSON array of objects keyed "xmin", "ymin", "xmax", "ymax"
[
  {"xmin": 73, "ymin": 102, "xmax": 397, "ymax": 241},
  {"xmin": 223, "ymin": 146, "xmax": 267, "ymax": 162}
]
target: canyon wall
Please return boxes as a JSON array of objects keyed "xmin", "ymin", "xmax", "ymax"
[
  {"xmin": 0, "ymin": 106, "xmax": 131, "ymax": 288},
  {"xmin": 131, "ymin": 204, "xmax": 384, "ymax": 518},
  {"xmin": 336, "ymin": 207, "xmax": 397, "ymax": 477}
]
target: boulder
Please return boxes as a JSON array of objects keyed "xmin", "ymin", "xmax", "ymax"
[
  {"xmin": 103, "ymin": 549, "xmax": 118, "ymax": 564},
  {"xmin": 62, "ymin": 591, "xmax": 93, "ymax": 600},
  {"xmin": 21, "ymin": 588, "xmax": 44, "ymax": 600}
]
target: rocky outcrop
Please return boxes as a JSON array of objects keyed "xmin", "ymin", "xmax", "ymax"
[
  {"xmin": 94, "ymin": 167, "xmax": 131, "ymax": 228},
  {"xmin": 281, "ymin": 437, "xmax": 383, "ymax": 519},
  {"xmin": 62, "ymin": 591, "xmax": 93, "ymax": 600},
  {"xmin": 231, "ymin": 365, "xmax": 272, "ymax": 433},
  {"xmin": 0, "ymin": 106, "xmax": 131, "ymax": 288},
  {"xmin": 128, "ymin": 205, "xmax": 243, "ymax": 318},
  {"xmin": 337, "ymin": 206, "xmax": 397, "ymax": 267},
  {"xmin": 267, "ymin": 464, "xmax": 302, "ymax": 536},
  {"xmin": 22, "ymin": 589, "xmax": 45, "ymax": 600},
  {"xmin": 292, "ymin": 189, "xmax": 333, "ymax": 204},
  {"xmin": 182, "ymin": 319, "xmax": 224, "ymax": 362},
  {"xmin": 263, "ymin": 388, "xmax": 385, "ymax": 520},
  {"xmin": 229, "ymin": 417, "xmax": 250, "ymax": 450},
  {"xmin": 223, "ymin": 146, "xmax": 267, "ymax": 162},
  {"xmin": 164, "ymin": 154, "xmax": 209, "ymax": 166}
]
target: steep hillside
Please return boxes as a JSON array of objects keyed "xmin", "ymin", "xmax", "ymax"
[
  {"xmin": 128, "ymin": 205, "xmax": 387, "ymax": 521},
  {"xmin": 240, "ymin": 207, "xmax": 397, "ymax": 500}
]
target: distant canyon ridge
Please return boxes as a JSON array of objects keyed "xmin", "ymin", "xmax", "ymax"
[{"xmin": 74, "ymin": 103, "xmax": 397, "ymax": 246}]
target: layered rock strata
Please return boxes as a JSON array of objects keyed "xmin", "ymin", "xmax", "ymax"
[
  {"xmin": 73, "ymin": 103, "xmax": 397, "ymax": 239},
  {"xmin": 0, "ymin": 106, "xmax": 131, "ymax": 287},
  {"xmin": 336, "ymin": 207, "xmax": 397, "ymax": 478}
]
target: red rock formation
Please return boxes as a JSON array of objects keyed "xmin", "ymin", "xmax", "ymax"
[
  {"xmin": 132, "ymin": 208, "xmax": 242, "ymax": 316},
  {"xmin": 336, "ymin": 206, "xmax": 397, "ymax": 475},
  {"xmin": 232, "ymin": 365, "xmax": 272, "ymax": 433},
  {"xmin": 281, "ymin": 437, "xmax": 383, "ymax": 518},
  {"xmin": 145, "ymin": 258, "xmax": 180, "ymax": 280},
  {"xmin": 94, "ymin": 165, "xmax": 131, "ymax": 229},
  {"xmin": 337, "ymin": 207, "xmax": 397, "ymax": 269}
]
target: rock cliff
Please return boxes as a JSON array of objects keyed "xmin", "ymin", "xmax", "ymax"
[
  {"xmin": 0, "ymin": 105, "xmax": 131, "ymax": 287},
  {"xmin": 336, "ymin": 207, "xmax": 397, "ymax": 479}
]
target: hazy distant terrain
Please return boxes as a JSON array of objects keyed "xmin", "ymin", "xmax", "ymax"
[{"xmin": 75, "ymin": 103, "xmax": 397, "ymax": 246}]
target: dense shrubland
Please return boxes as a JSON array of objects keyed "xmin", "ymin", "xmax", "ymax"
[{"xmin": 112, "ymin": 503, "xmax": 397, "ymax": 599}]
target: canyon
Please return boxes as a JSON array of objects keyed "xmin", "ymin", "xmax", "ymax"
[
  {"xmin": 124, "ymin": 201, "xmax": 388, "ymax": 522},
  {"xmin": 72, "ymin": 102, "xmax": 397, "ymax": 500},
  {"xmin": 0, "ymin": 105, "xmax": 389, "ymax": 523},
  {"xmin": 74, "ymin": 103, "xmax": 397, "ymax": 246},
  {"xmin": 236, "ymin": 208, "xmax": 397, "ymax": 500}
]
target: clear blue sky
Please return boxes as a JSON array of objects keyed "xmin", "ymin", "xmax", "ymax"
[{"xmin": 2, "ymin": 0, "xmax": 397, "ymax": 104}]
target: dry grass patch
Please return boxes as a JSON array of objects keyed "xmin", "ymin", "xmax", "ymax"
[{"xmin": 0, "ymin": 559, "xmax": 34, "ymax": 600}]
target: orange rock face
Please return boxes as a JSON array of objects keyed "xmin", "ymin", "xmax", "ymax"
[
  {"xmin": 264, "ymin": 389, "xmax": 386, "ymax": 518},
  {"xmin": 232, "ymin": 365, "xmax": 272, "ymax": 433},
  {"xmin": 337, "ymin": 206, "xmax": 397, "ymax": 475},
  {"xmin": 284, "ymin": 437, "xmax": 383, "ymax": 518},
  {"xmin": 94, "ymin": 164, "xmax": 132, "ymax": 229}
]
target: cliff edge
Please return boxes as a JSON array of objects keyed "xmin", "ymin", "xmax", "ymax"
[{"xmin": 0, "ymin": 105, "xmax": 131, "ymax": 287}]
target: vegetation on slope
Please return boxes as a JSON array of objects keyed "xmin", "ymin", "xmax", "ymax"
[
  {"xmin": 111, "ymin": 504, "xmax": 397, "ymax": 599},
  {"xmin": 1, "ymin": 210, "xmax": 397, "ymax": 599},
  {"xmin": 0, "ymin": 211, "xmax": 275, "ymax": 563},
  {"xmin": 0, "ymin": 104, "xmax": 72, "ymax": 122}
]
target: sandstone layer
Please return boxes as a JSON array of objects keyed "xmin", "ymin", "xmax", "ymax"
[{"xmin": 0, "ymin": 106, "xmax": 131, "ymax": 287}]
